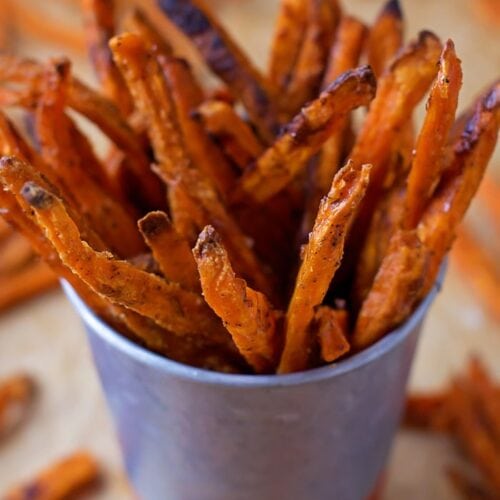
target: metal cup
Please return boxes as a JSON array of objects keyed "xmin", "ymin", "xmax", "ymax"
[{"xmin": 63, "ymin": 274, "xmax": 442, "ymax": 500}]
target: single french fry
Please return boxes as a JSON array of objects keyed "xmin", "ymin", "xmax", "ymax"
[
  {"xmin": 240, "ymin": 65, "xmax": 376, "ymax": 203},
  {"xmin": 302, "ymin": 15, "xmax": 367, "ymax": 234},
  {"xmin": 111, "ymin": 33, "xmax": 274, "ymax": 297},
  {"xmin": 35, "ymin": 58, "xmax": 145, "ymax": 257},
  {"xmin": 405, "ymin": 40, "xmax": 463, "ymax": 228},
  {"xmin": 314, "ymin": 306, "xmax": 350, "ymax": 363},
  {"xmin": 347, "ymin": 32, "xmax": 442, "ymax": 235},
  {"xmin": 0, "ymin": 374, "xmax": 36, "ymax": 439},
  {"xmin": 286, "ymin": 0, "xmax": 341, "ymax": 114},
  {"xmin": 452, "ymin": 228, "xmax": 500, "ymax": 322},
  {"xmin": 193, "ymin": 226, "xmax": 279, "ymax": 373},
  {"xmin": 4, "ymin": 451, "xmax": 100, "ymax": 500},
  {"xmin": 404, "ymin": 393, "xmax": 450, "ymax": 431},
  {"xmin": 160, "ymin": 56, "xmax": 236, "ymax": 197},
  {"xmin": 418, "ymin": 82, "xmax": 500, "ymax": 296},
  {"xmin": 21, "ymin": 181, "xmax": 230, "ymax": 345},
  {"xmin": 367, "ymin": 0, "xmax": 404, "ymax": 78},
  {"xmin": 157, "ymin": 0, "xmax": 280, "ymax": 143},
  {"xmin": 0, "ymin": 232, "xmax": 34, "ymax": 276},
  {"xmin": 268, "ymin": 0, "xmax": 308, "ymax": 94},
  {"xmin": 352, "ymin": 230, "xmax": 429, "ymax": 350},
  {"xmin": 194, "ymin": 99, "xmax": 265, "ymax": 168},
  {"xmin": 0, "ymin": 259, "xmax": 58, "ymax": 313},
  {"xmin": 82, "ymin": 0, "xmax": 133, "ymax": 115},
  {"xmin": 279, "ymin": 162, "xmax": 371, "ymax": 373},
  {"xmin": 138, "ymin": 211, "xmax": 200, "ymax": 292}
]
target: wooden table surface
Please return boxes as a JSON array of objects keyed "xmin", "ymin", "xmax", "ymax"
[{"xmin": 0, "ymin": 1, "xmax": 499, "ymax": 498}]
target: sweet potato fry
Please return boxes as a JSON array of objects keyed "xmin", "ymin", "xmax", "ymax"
[
  {"xmin": 193, "ymin": 99, "xmax": 265, "ymax": 168},
  {"xmin": 4, "ymin": 451, "xmax": 100, "ymax": 500},
  {"xmin": 452, "ymin": 228, "xmax": 500, "ymax": 322},
  {"xmin": 279, "ymin": 162, "xmax": 370, "ymax": 373},
  {"xmin": 268, "ymin": 0, "xmax": 308, "ymax": 94},
  {"xmin": 35, "ymin": 59, "xmax": 145, "ymax": 257},
  {"xmin": 193, "ymin": 226, "xmax": 279, "ymax": 373},
  {"xmin": 160, "ymin": 56, "xmax": 236, "ymax": 197},
  {"xmin": 286, "ymin": 0, "xmax": 341, "ymax": 114},
  {"xmin": 22, "ymin": 181, "xmax": 230, "ymax": 345},
  {"xmin": 138, "ymin": 211, "xmax": 200, "ymax": 292},
  {"xmin": 405, "ymin": 40, "xmax": 463, "ymax": 228},
  {"xmin": 240, "ymin": 65, "xmax": 376, "ymax": 203},
  {"xmin": 0, "ymin": 259, "xmax": 58, "ymax": 313},
  {"xmin": 367, "ymin": 0, "xmax": 404, "ymax": 78},
  {"xmin": 111, "ymin": 33, "xmax": 273, "ymax": 296},
  {"xmin": 302, "ymin": 16, "xmax": 367, "ymax": 233},
  {"xmin": 0, "ymin": 374, "xmax": 36, "ymax": 439},
  {"xmin": 404, "ymin": 392, "xmax": 450, "ymax": 431},
  {"xmin": 314, "ymin": 306, "xmax": 350, "ymax": 363},
  {"xmin": 347, "ymin": 31, "xmax": 442, "ymax": 233},
  {"xmin": 82, "ymin": 0, "xmax": 133, "ymax": 115},
  {"xmin": 418, "ymin": 82, "xmax": 500, "ymax": 295},
  {"xmin": 157, "ymin": 0, "xmax": 280, "ymax": 143},
  {"xmin": 0, "ymin": 232, "xmax": 34, "ymax": 276},
  {"xmin": 352, "ymin": 230, "xmax": 429, "ymax": 350}
]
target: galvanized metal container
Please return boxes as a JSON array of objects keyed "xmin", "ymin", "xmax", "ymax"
[{"xmin": 63, "ymin": 275, "xmax": 442, "ymax": 500}]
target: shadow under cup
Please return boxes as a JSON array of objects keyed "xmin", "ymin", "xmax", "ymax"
[{"xmin": 62, "ymin": 271, "xmax": 443, "ymax": 500}]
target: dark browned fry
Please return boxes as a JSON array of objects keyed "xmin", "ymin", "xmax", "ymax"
[
  {"xmin": 418, "ymin": 81, "xmax": 500, "ymax": 296},
  {"xmin": 82, "ymin": 0, "xmax": 134, "ymax": 115},
  {"xmin": 157, "ymin": 0, "xmax": 280, "ymax": 143},
  {"xmin": 367, "ymin": 0, "xmax": 404, "ymax": 77},
  {"xmin": 352, "ymin": 230, "xmax": 429, "ymax": 350},
  {"xmin": 405, "ymin": 40, "xmax": 463, "ymax": 228},
  {"xmin": 240, "ymin": 65, "xmax": 376, "ymax": 203},
  {"xmin": 279, "ymin": 162, "xmax": 370, "ymax": 373},
  {"xmin": 111, "ymin": 33, "xmax": 274, "ymax": 297},
  {"xmin": 286, "ymin": 0, "xmax": 341, "ymax": 114},
  {"xmin": 0, "ymin": 374, "xmax": 36, "ymax": 439},
  {"xmin": 194, "ymin": 226, "xmax": 279, "ymax": 373},
  {"xmin": 268, "ymin": 0, "xmax": 308, "ymax": 94},
  {"xmin": 138, "ymin": 211, "xmax": 200, "ymax": 292},
  {"xmin": 4, "ymin": 451, "xmax": 100, "ymax": 500}
]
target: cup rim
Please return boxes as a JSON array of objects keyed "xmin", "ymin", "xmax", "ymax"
[{"xmin": 62, "ymin": 266, "xmax": 444, "ymax": 388}]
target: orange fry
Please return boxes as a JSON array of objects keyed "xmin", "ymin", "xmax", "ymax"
[
  {"xmin": 286, "ymin": 0, "xmax": 341, "ymax": 114},
  {"xmin": 452, "ymin": 228, "xmax": 500, "ymax": 322},
  {"xmin": 82, "ymin": 0, "xmax": 133, "ymax": 115},
  {"xmin": 157, "ymin": 0, "xmax": 279, "ymax": 143},
  {"xmin": 4, "ymin": 451, "xmax": 100, "ymax": 500},
  {"xmin": 404, "ymin": 392, "xmax": 450, "ymax": 431},
  {"xmin": 160, "ymin": 56, "xmax": 236, "ymax": 197},
  {"xmin": 194, "ymin": 99, "xmax": 265, "ymax": 168},
  {"xmin": 35, "ymin": 59, "xmax": 144, "ymax": 257},
  {"xmin": 405, "ymin": 40, "xmax": 463, "ymax": 228},
  {"xmin": 268, "ymin": 0, "xmax": 308, "ymax": 94},
  {"xmin": 352, "ymin": 230, "xmax": 429, "ymax": 350},
  {"xmin": 21, "ymin": 181, "xmax": 228, "ymax": 344},
  {"xmin": 347, "ymin": 32, "xmax": 442, "ymax": 233},
  {"xmin": 0, "ymin": 232, "xmax": 34, "ymax": 276},
  {"xmin": 193, "ymin": 226, "xmax": 279, "ymax": 373},
  {"xmin": 418, "ymin": 82, "xmax": 500, "ymax": 295},
  {"xmin": 111, "ymin": 33, "xmax": 273, "ymax": 296},
  {"xmin": 138, "ymin": 211, "xmax": 200, "ymax": 292},
  {"xmin": 314, "ymin": 306, "xmax": 350, "ymax": 363},
  {"xmin": 240, "ymin": 65, "xmax": 376, "ymax": 203},
  {"xmin": 0, "ymin": 374, "xmax": 36, "ymax": 439},
  {"xmin": 279, "ymin": 162, "xmax": 371, "ymax": 373},
  {"xmin": 367, "ymin": 0, "xmax": 404, "ymax": 77}
]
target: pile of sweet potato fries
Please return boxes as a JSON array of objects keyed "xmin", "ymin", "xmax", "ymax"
[
  {"xmin": 0, "ymin": 0, "xmax": 498, "ymax": 374},
  {"xmin": 405, "ymin": 358, "xmax": 500, "ymax": 499}
]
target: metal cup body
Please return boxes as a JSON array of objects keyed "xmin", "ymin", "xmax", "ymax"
[{"xmin": 63, "ymin": 280, "xmax": 440, "ymax": 500}]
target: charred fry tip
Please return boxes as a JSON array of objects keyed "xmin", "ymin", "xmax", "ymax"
[
  {"xmin": 138, "ymin": 211, "xmax": 171, "ymax": 236},
  {"xmin": 193, "ymin": 225, "xmax": 221, "ymax": 259},
  {"xmin": 21, "ymin": 182, "xmax": 54, "ymax": 209},
  {"xmin": 323, "ymin": 64, "xmax": 377, "ymax": 96},
  {"xmin": 49, "ymin": 57, "xmax": 72, "ymax": 77},
  {"xmin": 382, "ymin": 0, "xmax": 403, "ymax": 19},
  {"xmin": 418, "ymin": 30, "xmax": 441, "ymax": 46}
]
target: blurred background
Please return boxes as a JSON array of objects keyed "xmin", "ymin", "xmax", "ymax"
[{"xmin": 0, "ymin": 0, "xmax": 498, "ymax": 498}]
